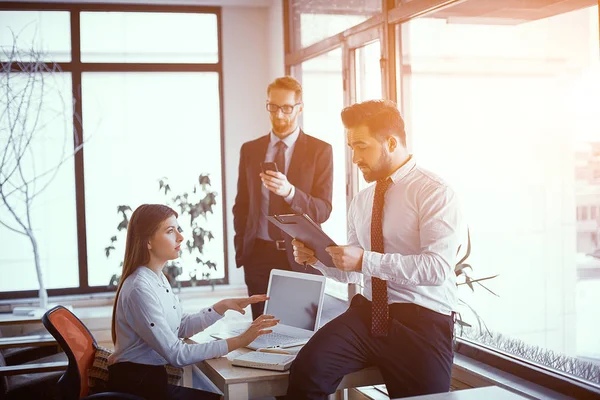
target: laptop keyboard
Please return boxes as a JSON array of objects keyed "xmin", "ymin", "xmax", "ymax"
[{"xmin": 229, "ymin": 329, "xmax": 302, "ymax": 348}]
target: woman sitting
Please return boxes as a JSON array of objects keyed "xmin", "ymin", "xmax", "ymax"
[{"xmin": 108, "ymin": 204, "xmax": 278, "ymax": 399}]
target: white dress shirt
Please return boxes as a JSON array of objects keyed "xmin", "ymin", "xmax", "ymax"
[
  {"xmin": 312, "ymin": 156, "xmax": 465, "ymax": 316},
  {"xmin": 257, "ymin": 126, "xmax": 300, "ymax": 241},
  {"xmin": 109, "ymin": 267, "xmax": 229, "ymax": 368}
]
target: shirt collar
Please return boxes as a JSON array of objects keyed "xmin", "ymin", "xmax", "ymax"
[
  {"xmin": 137, "ymin": 266, "xmax": 168, "ymax": 286},
  {"xmin": 269, "ymin": 125, "xmax": 300, "ymax": 148},
  {"xmin": 388, "ymin": 155, "xmax": 416, "ymax": 184}
]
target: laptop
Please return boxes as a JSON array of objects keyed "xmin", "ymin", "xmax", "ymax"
[{"xmin": 212, "ymin": 269, "xmax": 326, "ymax": 350}]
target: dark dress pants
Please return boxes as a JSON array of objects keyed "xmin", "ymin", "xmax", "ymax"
[
  {"xmin": 243, "ymin": 238, "xmax": 291, "ymax": 319},
  {"xmin": 286, "ymin": 295, "xmax": 454, "ymax": 399},
  {"xmin": 108, "ymin": 362, "xmax": 220, "ymax": 400}
]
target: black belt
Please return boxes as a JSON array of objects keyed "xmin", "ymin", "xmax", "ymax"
[{"xmin": 255, "ymin": 238, "xmax": 286, "ymax": 251}]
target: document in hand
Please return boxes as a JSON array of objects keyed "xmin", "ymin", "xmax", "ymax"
[{"xmin": 266, "ymin": 213, "xmax": 337, "ymax": 268}]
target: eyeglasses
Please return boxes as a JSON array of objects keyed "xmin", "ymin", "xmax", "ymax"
[{"xmin": 266, "ymin": 103, "xmax": 301, "ymax": 114}]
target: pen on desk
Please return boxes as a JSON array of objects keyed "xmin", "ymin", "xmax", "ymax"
[{"xmin": 257, "ymin": 347, "xmax": 291, "ymax": 355}]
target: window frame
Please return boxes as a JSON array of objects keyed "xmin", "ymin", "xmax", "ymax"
[
  {"xmin": 0, "ymin": 2, "xmax": 229, "ymax": 299},
  {"xmin": 283, "ymin": 0, "xmax": 600, "ymax": 396}
]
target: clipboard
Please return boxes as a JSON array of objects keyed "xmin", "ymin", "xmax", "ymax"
[{"xmin": 266, "ymin": 213, "xmax": 337, "ymax": 268}]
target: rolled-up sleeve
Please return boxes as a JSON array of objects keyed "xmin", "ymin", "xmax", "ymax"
[{"xmin": 126, "ymin": 287, "xmax": 228, "ymax": 367}]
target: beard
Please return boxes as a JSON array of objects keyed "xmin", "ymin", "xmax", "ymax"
[
  {"xmin": 271, "ymin": 117, "xmax": 294, "ymax": 135},
  {"xmin": 361, "ymin": 148, "xmax": 392, "ymax": 183}
]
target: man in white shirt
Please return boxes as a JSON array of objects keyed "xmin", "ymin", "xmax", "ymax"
[{"xmin": 286, "ymin": 100, "xmax": 464, "ymax": 399}]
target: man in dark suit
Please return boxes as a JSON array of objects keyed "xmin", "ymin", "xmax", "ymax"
[{"xmin": 232, "ymin": 76, "xmax": 334, "ymax": 319}]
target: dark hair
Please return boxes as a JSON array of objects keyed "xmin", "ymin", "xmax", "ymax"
[
  {"xmin": 341, "ymin": 100, "xmax": 406, "ymax": 147},
  {"xmin": 111, "ymin": 204, "xmax": 178, "ymax": 344},
  {"xmin": 267, "ymin": 76, "xmax": 303, "ymax": 102}
]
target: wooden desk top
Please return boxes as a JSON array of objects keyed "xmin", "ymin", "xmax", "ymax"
[{"xmin": 202, "ymin": 348, "xmax": 290, "ymax": 385}]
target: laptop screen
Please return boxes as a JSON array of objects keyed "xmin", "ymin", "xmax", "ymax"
[{"xmin": 265, "ymin": 273, "xmax": 324, "ymax": 331}]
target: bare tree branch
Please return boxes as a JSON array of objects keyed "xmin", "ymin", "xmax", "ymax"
[{"xmin": 0, "ymin": 217, "xmax": 26, "ymax": 236}]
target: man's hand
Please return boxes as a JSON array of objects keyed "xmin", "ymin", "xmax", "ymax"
[
  {"xmin": 325, "ymin": 245, "xmax": 364, "ymax": 272},
  {"xmin": 213, "ymin": 295, "xmax": 269, "ymax": 315},
  {"xmin": 260, "ymin": 170, "xmax": 294, "ymax": 198},
  {"xmin": 292, "ymin": 239, "xmax": 318, "ymax": 265}
]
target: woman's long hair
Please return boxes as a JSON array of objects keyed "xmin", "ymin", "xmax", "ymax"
[{"xmin": 111, "ymin": 204, "xmax": 178, "ymax": 344}]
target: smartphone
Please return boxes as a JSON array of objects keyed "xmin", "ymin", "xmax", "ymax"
[{"xmin": 260, "ymin": 161, "xmax": 279, "ymax": 174}]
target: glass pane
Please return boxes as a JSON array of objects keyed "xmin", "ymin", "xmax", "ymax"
[
  {"xmin": 80, "ymin": 12, "xmax": 218, "ymax": 63},
  {"xmin": 355, "ymin": 41, "xmax": 382, "ymax": 102},
  {"xmin": 354, "ymin": 40, "xmax": 382, "ymax": 193},
  {"xmin": 292, "ymin": 0, "xmax": 381, "ymax": 49},
  {"xmin": 82, "ymin": 72, "xmax": 225, "ymax": 287},
  {"xmin": 0, "ymin": 72, "xmax": 78, "ymax": 292},
  {"xmin": 400, "ymin": 3, "xmax": 600, "ymax": 381},
  {"xmin": 0, "ymin": 11, "xmax": 71, "ymax": 62},
  {"xmin": 297, "ymin": 48, "xmax": 348, "ymax": 300}
]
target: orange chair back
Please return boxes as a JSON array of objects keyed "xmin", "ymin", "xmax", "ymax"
[{"xmin": 43, "ymin": 306, "xmax": 97, "ymax": 399}]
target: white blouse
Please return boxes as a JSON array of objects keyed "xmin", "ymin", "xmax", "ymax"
[{"xmin": 109, "ymin": 266, "xmax": 229, "ymax": 368}]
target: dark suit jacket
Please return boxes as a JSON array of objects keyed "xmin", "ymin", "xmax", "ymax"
[{"xmin": 232, "ymin": 130, "xmax": 334, "ymax": 273}]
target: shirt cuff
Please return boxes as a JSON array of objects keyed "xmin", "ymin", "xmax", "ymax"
[
  {"xmin": 311, "ymin": 260, "xmax": 328, "ymax": 274},
  {"xmin": 284, "ymin": 185, "xmax": 295, "ymax": 203},
  {"xmin": 362, "ymin": 251, "xmax": 382, "ymax": 278},
  {"xmin": 207, "ymin": 305, "xmax": 225, "ymax": 320}
]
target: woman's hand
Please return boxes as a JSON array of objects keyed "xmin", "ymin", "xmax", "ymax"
[
  {"xmin": 226, "ymin": 314, "xmax": 279, "ymax": 351},
  {"xmin": 213, "ymin": 294, "xmax": 269, "ymax": 315}
]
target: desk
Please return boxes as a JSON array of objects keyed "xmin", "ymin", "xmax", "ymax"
[
  {"xmin": 403, "ymin": 386, "xmax": 527, "ymax": 399},
  {"xmin": 196, "ymin": 295, "xmax": 366, "ymax": 399},
  {"xmin": 0, "ymin": 313, "xmax": 43, "ymax": 326},
  {"xmin": 197, "ymin": 347, "xmax": 384, "ymax": 400}
]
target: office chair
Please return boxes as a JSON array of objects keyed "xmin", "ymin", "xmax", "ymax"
[{"xmin": 42, "ymin": 305, "xmax": 142, "ymax": 400}]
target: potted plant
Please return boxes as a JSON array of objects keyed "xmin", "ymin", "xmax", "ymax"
[{"xmin": 105, "ymin": 174, "xmax": 221, "ymax": 291}]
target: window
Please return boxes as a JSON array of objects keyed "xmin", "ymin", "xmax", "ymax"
[
  {"xmin": 82, "ymin": 72, "xmax": 224, "ymax": 287},
  {"xmin": 0, "ymin": 11, "xmax": 71, "ymax": 62},
  {"xmin": 0, "ymin": 5, "xmax": 226, "ymax": 299},
  {"xmin": 295, "ymin": 49, "xmax": 348, "ymax": 300},
  {"xmin": 0, "ymin": 72, "xmax": 79, "ymax": 292},
  {"xmin": 80, "ymin": 12, "xmax": 218, "ymax": 63},
  {"xmin": 290, "ymin": 0, "xmax": 381, "ymax": 49},
  {"xmin": 399, "ymin": 3, "xmax": 600, "ymax": 384}
]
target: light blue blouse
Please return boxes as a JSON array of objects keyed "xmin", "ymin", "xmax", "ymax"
[{"xmin": 109, "ymin": 266, "xmax": 229, "ymax": 367}]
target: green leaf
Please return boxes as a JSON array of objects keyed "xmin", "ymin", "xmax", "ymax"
[
  {"xmin": 455, "ymin": 263, "xmax": 472, "ymax": 276},
  {"xmin": 110, "ymin": 235, "xmax": 117, "ymax": 242},
  {"xmin": 199, "ymin": 174, "xmax": 211, "ymax": 187},
  {"xmin": 466, "ymin": 276, "xmax": 474, "ymax": 292},
  {"xmin": 104, "ymin": 245, "xmax": 115, "ymax": 258},
  {"xmin": 205, "ymin": 261, "xmax": 216, "ymax": 270},
  {"xmin": 456, "ymin": 227, "xmax": 471, "ymax": 266},
  {"xmin": 117, "ymin": 216, "xmax": 128, "ymax": 231},
  {"xmin": 456, "ymin": 319, "xmax": 471, "ymax": 328},
  {"xmin": 117, "ymin": 205, "xmax": 131, "ymax": 214}
]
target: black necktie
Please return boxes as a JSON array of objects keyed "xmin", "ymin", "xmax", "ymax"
[
  {"xmin": 268, "ymin": 141, "xmax": 287, "ymax": 240},
  {"xmin": 371, "ymin": 177, "xmax": 392, "ymax": 336}
]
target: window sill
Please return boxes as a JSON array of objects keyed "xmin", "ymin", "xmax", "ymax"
[
  {"xmin": 0, "ymin": 284, "xmax": 248, "ymax": 312},
  {"xmin": 453, "ymin": 353, "xmax": 573, "ymax": 400}
]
